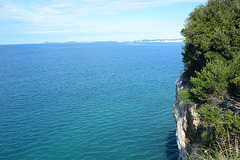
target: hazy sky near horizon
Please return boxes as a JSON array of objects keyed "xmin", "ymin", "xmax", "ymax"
[{"xmin": 0, "ymin": 0, "xmax": 207, "ymax": 44}]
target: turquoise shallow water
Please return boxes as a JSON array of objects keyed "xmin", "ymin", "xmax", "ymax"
[{"xmin": 0, "ymin": 42, "xmax": 183, "ymax": 160}]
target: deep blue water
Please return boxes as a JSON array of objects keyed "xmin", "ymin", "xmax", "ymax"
[{"xmin": 0, "ymin": 42, "xmax": 183, "ymax": 160}]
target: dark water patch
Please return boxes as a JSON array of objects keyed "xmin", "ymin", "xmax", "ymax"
[{"xmin": 166, "ymin": 129, "xmax": 179, "ymax": 160}]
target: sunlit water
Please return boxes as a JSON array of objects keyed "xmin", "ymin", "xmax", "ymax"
[{"xmin": 0, "ymin": 42, "xmax": 183, "ymax": 160}]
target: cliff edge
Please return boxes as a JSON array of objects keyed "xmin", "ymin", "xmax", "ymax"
[
  {"xmin": 173, "ymin": 75, "xmax": 199, "ymax": 160},
  {"xmin": 174, "ymin": 0, "xmax": 240, "ymax": 159},
  {"xmin": 173, "ymin": 74, "xmax": 240, "ymax": 160}
]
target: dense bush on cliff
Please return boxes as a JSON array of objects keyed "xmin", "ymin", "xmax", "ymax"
[
  {"xmin": 180, "ymin": 0, "xmax": 240, "ymax": 158},
  {"xmin": 181, "ymin": 0, "xmax": 240, "ymax": 74},
  {"xmin": 190, "ymin": 58, "xmax": 239, "ymax": 100},
  {"xmin": 199, "ymin": 103, "xmax": 240, "ymax": 143},
  {"xmin": 196, "ymin": 103, "xmax": 240, "ymax": 159},
  {"xmin": 181, "ymin": 0, "xmax": 240, "ymax": 100}
]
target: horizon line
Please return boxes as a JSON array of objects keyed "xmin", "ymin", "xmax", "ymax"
[{"xmin": 0, "ymin": 38, "xmax": 185, "ymax": 45}]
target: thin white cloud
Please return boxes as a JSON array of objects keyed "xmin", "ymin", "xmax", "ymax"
[
  {"xmin": 22, "ymin": 21, "xmax": 183, "ymax": 38},
  {"xmin": 0, "ymin": 0, "xmax": 206, "ymax": 42},
  {"xmin": 0, "ymin": 0, "xmax": 207, "ymax": 23},
  {"xmin": 24, "ymin": 30, "xmax": 75, "ymax": 34}
]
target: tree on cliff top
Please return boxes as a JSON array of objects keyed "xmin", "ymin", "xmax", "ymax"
[
  {"xmin": 181, "ymin": 0, "xmax": 240, "ymax": 100},
  {"xmin": 180, "ymin": 1, "xmax": 240, "ymax": 158}
]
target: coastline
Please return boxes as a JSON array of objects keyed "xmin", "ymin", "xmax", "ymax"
[{"xmin": 44, "ymin": 39, "xmax": 184, "ymax": 44}]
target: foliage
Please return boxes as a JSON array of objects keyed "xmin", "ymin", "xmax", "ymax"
[
  {"xmin": 178, "ymin": 88, "xmax": 193, "ymax": 105},
  {"xmin": 198, "ymin": 103, "xmax": 220, "ymax": 125},
  {"xmin": 188, "ymin": 145, "xmax": 240, "ymax": 160},
  {"xmin": 230, "ymin": 55, "xmax": 240, "ymax": 89},
  {"xmin": 181, "ymin": 0, "xmax": 240, "ymax": 77},
  {"xmin": 198, "ymin": 103, "xmax": 240, "ymax": 138},
  {"xmin": 181, "ymin": 0, "xmax": 240, "ymax": 101},
  {"xmin": 197, "ymin": 103, "xmax": 240, "ymax": 159},
  {"xmin": 180, "ymin": 0, "xmax": 240, "ymax": 159},
  {"xmin": 224, "ymin": 110, "xmax": 240, "ymax": 138},
  {"xmin": 190, "ymin": 59, "xmax": 236, "ymax": 100}
]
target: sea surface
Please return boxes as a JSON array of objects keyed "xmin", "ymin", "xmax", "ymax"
[{"xmin": 0, "ymin": 42, "xmax": 183, "ymax": 160}]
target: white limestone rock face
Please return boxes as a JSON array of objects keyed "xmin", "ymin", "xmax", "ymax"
[{"xmin": 173, "ymin": 75, "xmax": 199, "ymax": 160}]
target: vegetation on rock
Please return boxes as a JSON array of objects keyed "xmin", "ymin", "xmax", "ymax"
[
  {"xmin": 181, "ymin": 0, "xmax": 240, "ymax": 101},
  {"xmin": 180, "ymin": 0, "xmax": 240, "ymax": 159}
]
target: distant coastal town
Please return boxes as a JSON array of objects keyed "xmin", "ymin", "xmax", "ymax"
[
  {"xmin": 125, "ymin": 38, "xmax": 184, "ymax": 43},
  {"xmin": 45, "ymin": 38, "xmax": 184, "ymax": 44}
]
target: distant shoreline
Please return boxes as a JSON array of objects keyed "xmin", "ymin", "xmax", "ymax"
[
  {"xmin": 126, "ymin": 39, "xmax": 184, "ymax": 43},
  {"xmin": 45, "ymin": 39, "xmax": 184, "ymax": 44},
  {"xmin": 0, "ymin": 39, "xmax": 184, "ymax": 45}
]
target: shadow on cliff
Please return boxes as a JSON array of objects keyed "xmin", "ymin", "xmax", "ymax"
[{"xmin": 166, "ymin": 129, "xmax": 178, "ymax": 160}]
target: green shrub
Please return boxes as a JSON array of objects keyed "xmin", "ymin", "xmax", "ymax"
[
  {"xmin": 190, "ymin": 59, "xmax": 235, "ymax": 100},
  {"xmin": 198, "ymin": 102, "xmax": 240, "ymax": 139},
  {"xmin": 181, "ymin": 0, "xmax": 240, "ymax": 78},
  {"xmin": 224, "ymin": 110, "xmax": 240, "ymax": 138},
  {"xmin": 198, "ymin": 102, "xmax": 223, "ymax": 130},
  {"xmin": 198, "ymin": 103, "xmax": 240, "ymax": 159},
  {"xmin": 181, "ymin": 0, "xmax": 240, "ymax": 101},
  {"xmin": 178, "ymin": 88, "xmax": 193, "ymax": 105},
  {"xmin": 181, "ymin": 0, "xmax": 240, "ymax": 158}
]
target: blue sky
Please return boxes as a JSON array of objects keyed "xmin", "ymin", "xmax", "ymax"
[{"xmin": 0, "ymin": 0, "xmax": 207, "ymax": 44}]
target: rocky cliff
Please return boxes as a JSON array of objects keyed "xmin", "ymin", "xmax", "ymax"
[
  {"xmin": 173, "ymin": 74, "xmax": 200, "ymax": 160},
  {"xmin": 173, "ymin": 74, "xmax": 240, "ymax": 160}
]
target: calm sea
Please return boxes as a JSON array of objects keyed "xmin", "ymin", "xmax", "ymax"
[{"xmin": 0, "ymin": 42, "xmax": 183, "ymax": 160}]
